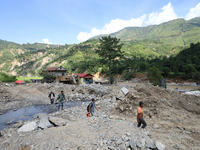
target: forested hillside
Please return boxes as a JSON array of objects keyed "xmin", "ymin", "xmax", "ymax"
[
  {"xmin": 0, "ymin": 17, "xmax": 199, "ymax": 80},
  {"xmin": 92, "ymin": 17, "xmax": 200, "ymax": 56}
]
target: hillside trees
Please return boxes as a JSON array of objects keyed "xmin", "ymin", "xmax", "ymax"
[
  {"xmin": 147, "ymin": 66, "xmax": 163, "ymax": 86},
  {"xmin": 96, "ymin": 36, "xmax": 124, "ymax": 85},
  {"xmin": 0, "ymin": 73, "xmax": 16, "ymax": 82}
]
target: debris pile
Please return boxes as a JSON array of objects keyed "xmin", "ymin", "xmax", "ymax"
[{"xmin": 0, "ymin": 82, "xmax": 200, "ymax": 149}]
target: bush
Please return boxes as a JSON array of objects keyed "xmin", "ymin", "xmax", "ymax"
[
  {"xmin": 0, "ymin": 73, "xmax": 17, "ymax": 82},
  {"xmin": 43, "ymin": 73, "xmax": 56, "ymax": 83},
  {"xmin": 147, "ymin": 66, "xmax": 163, "ymax": 86},
  {"xmin": 100, "ymin": 65, "xmax": 108, "ymax": 76},
  {"xmin": 121, "ymin": 72, "xmax": 135, "ymax": 80}
]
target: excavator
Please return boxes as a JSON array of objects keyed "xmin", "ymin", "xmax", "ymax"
[{"xmin": 58, "ymin": 75, "xmax": 79, "ymax": 85}]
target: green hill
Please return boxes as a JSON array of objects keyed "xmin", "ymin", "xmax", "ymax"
[
  {"xmin": 91, "ymin": 17, "xmax": 200, "ymax": 55},
  {"xmin": 0, "ymin": 17, "xmax": 200, "ymax": 77}
]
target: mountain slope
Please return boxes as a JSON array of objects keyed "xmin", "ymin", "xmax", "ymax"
[
  {"xmin": 0, "ymin": 17, "xmax": 200, "ymax": 76},
  {"xmin": 104, "ymin": 17, "xmax": 200, "ymax": 45},
  {"xmin": 90, "ymin": 17, "xmax": 200, "ymax": 55}
]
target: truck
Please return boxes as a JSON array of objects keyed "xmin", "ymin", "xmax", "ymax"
[{"xmin": 58, "ymin": 75, "xmax": 79, "ymax": 85}]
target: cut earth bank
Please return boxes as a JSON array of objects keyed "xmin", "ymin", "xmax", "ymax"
[{"xmin": 0, "ymin": 82, "xmax": 200, "ymax": 150}]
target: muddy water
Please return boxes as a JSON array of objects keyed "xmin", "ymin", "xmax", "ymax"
[
  {"xmin": 167, "ymin": 85, "xmax": 199, "ymax": 91},
  {"xmin": 0, "ymin": 101, "xmax": 90, "ymax": 131}
]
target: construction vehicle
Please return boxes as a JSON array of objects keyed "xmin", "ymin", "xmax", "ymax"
[{"xmin": 58, "ymin": 75, "xmax": 79, "ymax": 85}]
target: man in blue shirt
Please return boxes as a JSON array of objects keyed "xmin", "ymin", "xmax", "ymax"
[{"xmin": 88, "ymin": 98, "xmax": 99, "ymax": 116}]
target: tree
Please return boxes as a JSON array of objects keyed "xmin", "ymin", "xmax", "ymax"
[
  {"xmin": 96, "ymin": 36, "xmax": 124, "ymax": 85},
  {"xmin": 139, "ymin": 62, "xmax": 148, "ymax": 71},
  {"xmin": 162, "ymin": 67, "xmax": 170, "ymax": 77},
  {"xmin": 147, "ymin": 66, "xmax": 163, "ymax": 86},
  {"xmin": 43, "ymin": 73, "xmax": 56, "ymax": 83}
]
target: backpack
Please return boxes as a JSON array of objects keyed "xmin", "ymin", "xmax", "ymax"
[{"xmin": 87, "ymin": 102, "xmax": 93, "ymax": 112}]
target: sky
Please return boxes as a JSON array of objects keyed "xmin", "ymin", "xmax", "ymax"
[{"xmin": 0, "ymin": 0, "xmax": 200, "ymax": 45}]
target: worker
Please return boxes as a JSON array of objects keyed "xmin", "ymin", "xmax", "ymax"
[
  {"xmin": 48, "ymin": 91, "xmax": 55, "ymax": 104},
  {"xmin": 137, "ymin": 101, "xmax": 147, "ymax": 129},
  {"xmin": 87, "ymin": 98, "xmax": 99, "ymax": 116},
  {"xmin": 55, "ymin": 91, "xmax": 67, "ymax": 110}
]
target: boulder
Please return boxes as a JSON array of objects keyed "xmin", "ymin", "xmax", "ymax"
[
  {"xmin": 126, "ymin": 132, "xmax": 131, "ymax": 137},
  {"xmin": 5, "ymin": 119, "xmax": 15, "ymax": 125},
  {"xmin": 155, "ymin": 141, "xmax": 165, "ymax": 150},
  {"xmin": 144, "ymin": 136, "xmax": 156, "ymax": 149},
  {"xmin": 117, "ymin": 91, "xmax": 124, "ymax": 99},
  {"xmin": 121, "ymin": 87, "xmax": 129, "ymax": 95},
  {"xmin": 129, "ymin": 141, "xmax": 135, "ymax": 148},
  {"xmin": 49, "ymin": 117, "xmax": 67, "ymax": 126},
  {"xmin": 18, "ymin": 122, "xmax": 37, "ymax": 132},
  {"xmin": 136, "ymin": 142, "xmax": 142, "ymax": 148},
  {"xmin": 38, "ymin": 117, "xmax": 53, "ymax": 129},
  {"xmin": 116, "ymin": 138, "xmax": 123, "ymax": 145},
  {"xmin": 118, "ymin": 144, "xmax": 127, "ymax": 150},
  {"xmin": 37, "ymin": 113, "xmax": 49, "ymax": 119}
]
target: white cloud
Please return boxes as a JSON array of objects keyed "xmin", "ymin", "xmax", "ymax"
[
  {"xmin": 146, "ymin": 2, "xmax": 178, "ymax": 25},
  {"xmin": 77, "ymin": 15, "xmax": 146, "ymax": 42},
  {"xmin": 42, "ymin": 38, "xmax": 52, "ymax": 44},
  {"xmin": 185, "ymin": 3, "xmax": 200, "ymax": 20},
  {"xmin": 77, "ymin": 2, "xmax": 200, "ymax": 42}
]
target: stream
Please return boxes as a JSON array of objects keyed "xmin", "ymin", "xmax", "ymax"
[{"xmin": 0, "ymin": 101, "xmax": 90, "ymax": 131}]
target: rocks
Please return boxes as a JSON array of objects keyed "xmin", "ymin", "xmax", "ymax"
[
  {"xmin": 38, "ymin": 117, "xmax": 53, "ymax": 129},
  {"xmin": 144, "ymin": 136, "xmax": 156, "ymax": 149},
  {"xmin": 18, "ymin": 122, "xmax": 37, "ymax": 132},
  {"xmin": 126, "ymin": 132, "xmax": 131, "ymax": 137},
  {"xmin": 136, "ymin": 142, "xmax": 142, "ymax": 148},
  {"xmin": 119, "ymin": 106, "xmax": 124, "ymax": 111},
  {"xmin": 108, "ymin": 146, "xmax": 116, "ymax": 150},
  {"xmin": 18, "ymin": 145, "xmax": 31, "ymax": 150},
  {"xmin": 12, "ymin": 120, "xmax": 24, "ymax": 128},
  {"xmin": 155, "ymin": 141, "xmax": 165, "ymax": 150},
  {"xmin": 0, "ymin": 131, "xmax": 3, "ymax": 137},
  {"xmin": 121, "ymin": 87, "xmax": 129, "ymax": 95},
  {"xmin": 5, "ymin": 119, "xmax": 15, "ymax": 125},
  {"xmin": 116, "ymin": 138, "xmax": 123, "ymax": 145},
  {"xmin": 118, "ymin": 143, "xmax": 127, "ymax": 150},
  {"xmin": 0, "ymin": 82, "xmax": 200, "ymax": 150},
  {"xmin": 5, "ymin": 83, "xmax": 10, "ymax": 86},
  {"xmin": 129, "ymin": 141, "xmax": 135, "ymax": 148},
  {"xmin": 37, "ymin": 113, "xmax": 49, "ymax": 119},
  {"xmin": 49, "ymin": 117, "xmax": 67, "ymax": 126},
  {"xmin": 123, "ymin": 136, "xmax": 129, "ymax": 142},
  {"xmin": 173, "ymin": 144, "xmax": 180, "ymax": 149},
  {"xmin": 2, "ymin": 139, "xmax": 10, "ymax": 147},
  {"xmin": 153, "ymin": 124, "xmax": 160, "ymax": 129}
]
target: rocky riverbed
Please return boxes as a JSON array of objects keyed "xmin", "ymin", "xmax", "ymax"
[{"xmin": 0, "ymin": 82, "xmax": 200, "ymax": 149}]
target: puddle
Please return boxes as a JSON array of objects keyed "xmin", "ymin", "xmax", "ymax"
[{"xmin": 0, "ymin": 101, "xmax": 90, "ymax": 131}]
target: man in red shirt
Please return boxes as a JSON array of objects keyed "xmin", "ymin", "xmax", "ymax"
[{"xmin": 137, "ymin": 101, "xmax": 147, "ymax": 129}]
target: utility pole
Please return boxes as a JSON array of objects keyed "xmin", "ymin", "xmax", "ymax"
[{"xmin": 23, "ymin": 58, "xmax": 25, "ymax": 85}]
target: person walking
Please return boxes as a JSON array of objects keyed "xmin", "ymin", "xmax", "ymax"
[
  {"xmin": 55, "ymin": 91, "xmax": 67, "ymax": 110},
  {"xmin": 48, "ymin": 91, "xmax": 55, "ymax": 104},
  {"xmin": 137, "ymin": 101, "xmax": 147, "ymax": 129},
  {"xmin": 87, "ymin": 98, "xmax": 99, "ymax": 116}
]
